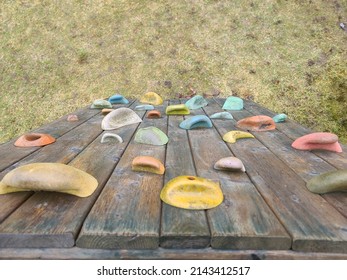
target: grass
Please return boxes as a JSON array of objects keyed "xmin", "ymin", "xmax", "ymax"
[{"xmin": 1, "ymin": 0, "xmax": 346, "ymax": 143}]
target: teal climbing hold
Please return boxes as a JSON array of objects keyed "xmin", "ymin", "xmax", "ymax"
[
  {"xmin": 222, "ymin": 97, "xmax": 243, "ymax": 110},
  {"xmin": 210, "ymin": 112, "xmax": 233, "ymax": 120},
  {"xmin": 185, "ymin": 95, "xmax": 208, "ymax": 110},
  {"xmin": 179, "ymin": 115, "xmax": 212, "ymax": 130},
  {"xmin": 273, "ymin": 113, "xmax": 287, "ymax": 123},
  {"xmin": 108, "ymin": 94, "xmax": 129, "ymax": 104}
]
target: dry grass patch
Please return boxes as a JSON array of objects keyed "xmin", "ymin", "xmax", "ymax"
[{"xmin": 1, "ymin": 0, "xmax": 346, "ymax": 143}]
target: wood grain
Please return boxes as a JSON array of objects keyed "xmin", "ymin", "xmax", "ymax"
[
  {"xmin": 76, "ymin": 102, "xmax": 168, "ymax": 249},
  {"xmin": 185, "ymin": 102, "xmax": 291, "ymax": 250},
  {"xmin": 211, "ymin": 98, "xmax": 347, "ymax": 253},
  {"xmin": 160, "ymin": 100, "xmax": 211, "ymax": 249}
]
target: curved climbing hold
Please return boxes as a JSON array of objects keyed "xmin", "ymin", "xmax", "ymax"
[
  {"xmin": 147, "ymin": 110, "xmax": 161, "ymax": 119},
  {"xmin": 222, "ymin": 96, "xmax": 243, "ymax": 110},
  {"xmin": 140, "ymin": 92, "xmax": 163, "ymax": 105},
  {"xmin": 14, "ymin": 133, "xmax": 56, "ymax": 147},
  {"xmin": 67, "ymin": 114, "xmax": 79, "ymax": 122},
  {"xmin": 132, "ymin": 156, "xmax": 165, "ymax": 175},
  {"xmin": 273, "ymin": 113, "xmax": 287, "ymax": 123},
  {"xmin": 90, "ymin": 99, "xmax": 112, "ymax": 109},
  {"xmin": 101, "ymin": 108, "xmax": 142, "ymax": 130},
  {"xmin": 307, "ymin": 169, "xmax": 347, "ymax": 194},
  {"xmin": 210, "ymin": 112, "xmax": 233, "ymax": 120},
  {"xmin": 185, "ymin": 95, "xmax": 208, "ymax": 110},
  {"xmin": 160, "ymin": 175, "xmax": 223, "ymax": 210},
  {"xmin": 214, "ymin": 156, "xmax": 246, "ymax": 172},
  {"xmin": 101, "ymin": 133, "xmax": 123, "ymax": 143},
  {"xmin": 165, "ymin": 104, "xmax": 190, "ymax": 115},
  {"xmin": 135, "ymin": 104, "xmax": 155, "ymax": 111},
  {"xmin": 179, "ymin": 115, "xmax": 212, "ymax": 130},
  {"xmin": 101, "ymin": 108, "xmax": 113, "ymax": 115},
  {"xmin": 291, "ymin": 132, "xmax": 342, "ymax": 153},
  {"xmin": 236, "ymin": 115, "xmax": 276, "ymax": 131},
  {"xmin": 134, "ymin": 126, "xmax": 168, "ymax": 146},
  {"xmin": 108, "ymin": 94, "xmax": 129, "ymax": 104},
  {"xmin": 0, "ymin": 163, "xmax": 98, "ymax": 197},
  {"xmin": 223, "ymin": 130, "xmax": 255, "ymax": 143}
]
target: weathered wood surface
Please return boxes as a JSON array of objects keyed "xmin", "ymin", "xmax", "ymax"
[
  {"xmin": 0, "ymin": 102, "xmax": 136, "ymax": 247},
  {"xmin": 212, "ymin": 98, "xmax": 347, "ymax": 253},
  {"xmin": 0, "ymin": 97, "xmax": 346, "ymax": 259},
  {"xmin": 0, "ymin": 247, "xmax": 346, "ymax": 260},
  {"xmin": 185, "ymin": 101, "xmax": 291, "ymax": 250},
  {"xmin": 160, "ymin": 100, "xmax": 210, "ymax": 249},
  {"xmin": 76, "ymin": 102, "xmax": 168, "ymax": 249}
]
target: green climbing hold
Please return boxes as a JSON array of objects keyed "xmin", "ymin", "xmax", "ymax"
[{"xmin": 222, "ymin": 97, "xmax": 243, "ymax": 110}]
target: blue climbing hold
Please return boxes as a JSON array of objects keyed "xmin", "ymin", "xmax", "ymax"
[{"xmin": 179, "ymin": 115, "xmax": 213, "ymax": 130}]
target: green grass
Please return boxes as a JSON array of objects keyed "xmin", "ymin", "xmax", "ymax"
[{"xmin": 1, "ymin": 0, "xmax": 346, "ymax": 143}]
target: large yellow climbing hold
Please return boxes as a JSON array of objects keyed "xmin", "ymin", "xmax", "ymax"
[
  {"xmin": 0, "ymin": 163, "xmax": 98, "ymax": 197},
  {"xmin": 160, "ymin": 175, "xmax": 223, "ymax": 210},
  {"xmin": 140, "ymin": 92, "xmax": 163, "ymax": 105}
]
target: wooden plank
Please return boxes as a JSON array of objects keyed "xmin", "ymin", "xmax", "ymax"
[
  {"xmin": 160, "ymin": 100, "xmax": 211, "ymax": 249},
  {"xmin": 242, "ymin": 99, "xmax": 347, "ymax": 170},
  {"xmin": 0, "ymin": 112, "xmax": 104, "ymax": 224},
  {"xmin": 0, "ymin": 103, "xmax": 139, "ymax": 248},
  {"xmin": 76, "ymin": 102, "xmax": 168, "ymax": 249},
  {"xmin": 0, "ymin": 102, "xmax": 134, "ymax": 224},
  {"xmin": 211, "ymin": 98, "xmax": 347, "ymax": 253},
  {"xmin": 0, "ymin": 247, "xmax": 346, "ymax": 260},
  {"xmin": 0, "ymin": 106, "xmax": 100, "ymax": 172},
  {"xmin": 240, "ymin": 99, "xmax": 347, "ymax": 218},
  {"xmin": 183, "ymin": 100, "xmax": 291, "ymax": 250}
]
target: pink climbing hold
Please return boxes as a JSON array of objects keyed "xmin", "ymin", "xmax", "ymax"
[{"xmin": 291, "ymin": 132, "xmax": 342, "ymax": 153}]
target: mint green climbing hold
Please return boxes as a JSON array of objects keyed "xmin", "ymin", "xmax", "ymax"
[
  {"xmin": 185, "ymin": 95, "xmax": 208, "ymax": 110},
  {"xmin": 222, "ymin": 97, "xmax": 243, "ymax": 110},
  {"xmin": 91, "ymin": 99, "xmax": 112, "ymax": 109},
  {"xmin": 135, "ymin": 105, "xmax": 155, "ymax": 111},
  {"xmin": 210, "ymin": 112, "xmax": 233, "ymax": 120},
  {"xmin": 135, "ymin": 127, "xmax": 169, "ymax": 146},
  {"xmin": 273, "ymin": 114, "xmax": 287, "ymax": 123}
]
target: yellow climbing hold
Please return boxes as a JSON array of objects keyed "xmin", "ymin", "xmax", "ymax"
[
  {"xmin": 223, "ymin": 130, "xmax": 255, "ymax": 144},
  {"xmin": 160, "ymin": 175, "xmax": 223, "ymax": 210},
  {"xmin": 140, "ymin": 92, "xmax": 163, "ymax": 105},
  {"xmin": 165, "ymin": 104, "xmax": 190, "ymax": 115}
]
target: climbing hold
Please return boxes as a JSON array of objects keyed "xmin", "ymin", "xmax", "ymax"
[
  {"xmin": 90, "ymin": 99, "xmax": 112, "ymax": 109},
  {"xmin": 222, "ymin": 96, "xmax": 244, "ymax": 110},
  {"xmin": 147, "ymin": 110, "xmax": 161, "ymax": 119},
  {"xmin": 132, "ymin": 156, "xmax": 165, "ymax": 175},
  {"xmin": 179, "ymin": 115, "xmax": 212, "ymax": 130},
  {"xmin": 236, "ymin": 115, "xmax": 276, "ymax": 131},
  {"xmin": 223, "ymin": 131, "xmax": 255, "ymax": 143},
  {"xmin": 135, "ymin": 104, "xmax": 155, "ymax": 111},
  {"xmin": 307, "ymin": 169, "xmax": 347, "ymax": 194},
  {"xmin": 140, "ymin": 92, "xmax": 163, "ymax": 105},
  {"xmin": 165, "ymin": 104, "xmax": 190, "ymax": 115},
  {"xmin": 101, "ymin": 108, "xmax": 142, "ymax": 130},
  {"xmin": 134, "ymin": 126, "xmax": 168, "ymax": 146},
  {"xmin": 291, "ymin": 132, "xmax": 342, "ymax": 153},
  {"xmin": 100, "ymin": 133, "xmax": 123, "ymax": 143},
  {"xmin": 0, "ymin": 163, "xmax": 98, "ymax": 197},
  {"xmin": 67, "ymin": 114, "xmax": 79, "ymax": 122},
  {"xmin": 14, "ymin": 133, "xmax": 56, "ymax": 147},
  {"xmin": 108, "ymin": 94, "xmax": 129, "ymax": 104},
  {"xmin": 185, "ymin": 95, "xmax": 208, "ymax": 110},
  {"xmin": 214, "ymin": 157, "xmax": 246, "ymax": 172},
  {"xmin": 101, "ymin": 108, "xmax": 113, "ymax": 115},
  {"xmin": 273, "ymin": 113, "xmax": 287, "ymax": 123},
  {"xmin": 160, "ymin": 175, "xmax": 223, "ymax": 210},
  {"xmin": 210, "ymin": 112, "xmax": 233, "ymax": 120}
]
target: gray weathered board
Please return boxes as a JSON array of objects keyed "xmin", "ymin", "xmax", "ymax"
[{"xmin": 0, "ymin": 97, "xmax": 346, "ymax": 259}]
